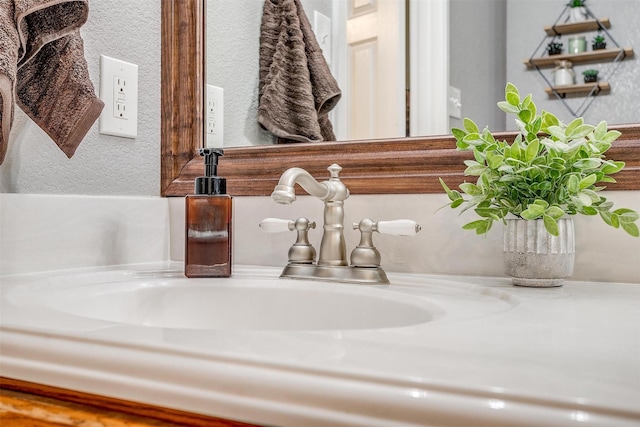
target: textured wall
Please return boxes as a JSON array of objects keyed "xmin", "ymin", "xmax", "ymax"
[
  {"xmin": 0, "ymin": 0, "xmax": 161, "ymax": 195},
  {"xmin": 449, "ymin": 0, "xmax": 507, "ymax": 131},
  {"xmin": 506, "ymin": 0, "xmax": 639, "ymax": 127}
]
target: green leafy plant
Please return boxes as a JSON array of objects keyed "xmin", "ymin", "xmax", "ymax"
[
  {"xmin": 439, "ymin": 82, "xmax": 639, "ymax": 237},
  {"xmin": 568, "ymin": 0, "xmax": 585, "ymax": 7},
  {"xmin": 547, "ymin": 41, "xmax": 563, "ymax": 55},
  {"xmin": 592, "ymin": 34, "xmax": 607, "ymax": 50},
  {"xmin": 582, "ymin": 69, "xmax": 598, "ymax": 77}
]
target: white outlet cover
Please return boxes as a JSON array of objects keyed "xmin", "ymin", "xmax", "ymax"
[{"xmin": 99, "ymin": 55, "xmax": 138, "ymax": 138}]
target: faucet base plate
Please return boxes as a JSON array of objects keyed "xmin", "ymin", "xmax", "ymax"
[{"xmin": 280, "ymin": 264, "xmax": 389, "ymax": 285}]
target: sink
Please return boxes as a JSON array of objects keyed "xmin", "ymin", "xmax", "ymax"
[{"xmin": 25, "ymin": 270, "xmax": 442, "ymax": 331}]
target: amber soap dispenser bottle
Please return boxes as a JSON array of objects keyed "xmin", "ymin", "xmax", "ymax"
[{"xmin": 185, "ymin": 148, "xmax": 232, "ymax": 277}]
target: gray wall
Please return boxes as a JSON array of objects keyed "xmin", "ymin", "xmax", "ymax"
[
  {"xmin": 0, "ymin": 0, "xmax": 161, "ymax": 195},
  {"xmin": 506, "ymin": 0, "xmax": 640, "ymax": 127},
  {"xmin": 449, "ymin": 0, "xmax": 507, "ymax": 131}
]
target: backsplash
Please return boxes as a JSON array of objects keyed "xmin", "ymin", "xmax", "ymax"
[
  {"xmin": 171, "ymin": 191, "xmax": 640, "ymax": 283},
  {"xmin": 1, "ymin": 192, "xmax": 637, "ymax": 282},
  {"xmin": 0, "ymin": 194, "xmax": 169, "ymax": 275}
]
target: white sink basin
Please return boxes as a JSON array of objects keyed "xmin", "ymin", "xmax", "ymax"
[{"xmin": 19, "ymin": 269, "xmax": 442, "ymax": 331}]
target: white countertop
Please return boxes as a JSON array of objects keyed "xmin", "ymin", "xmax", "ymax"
[{"xmin": 1, "ymin": 263, "xmax": 639, "ymax": 427}]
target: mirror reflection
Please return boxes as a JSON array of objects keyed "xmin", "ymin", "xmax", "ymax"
[{"xmin": 207, "ymin": 0, "xmax": 638, "ymax": 148}]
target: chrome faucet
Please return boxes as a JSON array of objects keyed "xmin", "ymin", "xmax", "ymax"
[
  {"xmin": 262, "ymin": 164, "xmax": 420, "ymax": 284},
  {"xmin": 271, "ymin": 164, "xmax": 349, "ymax": 267}
]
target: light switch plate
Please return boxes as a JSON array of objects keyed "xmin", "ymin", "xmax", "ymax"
[
  {"xmin": 448, "ymin": 86, "xmax": 462, "ymax": 119},
  {"xmin": 205, "ymin": 84, "xmax": 224, "ymax": 148},
  {"xmin": 313, "ymin": 11, "xmax": 332, "ymax": 65},
  {"xmin": 99, "ymin": 55, "xmax": 138, "ymax": 138}
]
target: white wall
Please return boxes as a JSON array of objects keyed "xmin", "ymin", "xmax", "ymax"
[{"xmin": 0, "ymin": 0, "xmax": 161, "ymax": 195}]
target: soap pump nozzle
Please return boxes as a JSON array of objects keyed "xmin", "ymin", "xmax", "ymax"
[{"xmin": 195, "ymin": 148, "xmax": 226, "ymax": 195}]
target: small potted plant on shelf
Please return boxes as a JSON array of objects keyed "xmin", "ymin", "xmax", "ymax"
[
  {"xmin": 592, "ymin": 34, "xmax": 607, "ymax": 50},
  {"xmin": 547, "ymin": 41, "xmax": 563, "ymax": 55},
  {"xmin": 568, "ymin": 0, "xmax": 588, "ymax": 22},
  {"xmin": 583, "ymin": 69, "xmax": 599, "ymax": 83},
  {"xmin": 439, "ymin": 83, "xmax": 638, "ymax": 287}
]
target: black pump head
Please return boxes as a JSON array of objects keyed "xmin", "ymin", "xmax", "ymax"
[{"xmin": 195, "ymin": 148, "xmax": 226, "ymax": 195}]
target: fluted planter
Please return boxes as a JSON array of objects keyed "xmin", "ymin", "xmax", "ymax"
[{"xmin": 503, "ymin": 218, "xmax": 575, "ymax": 287}]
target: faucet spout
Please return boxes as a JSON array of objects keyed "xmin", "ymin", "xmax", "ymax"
[
  {"xmin": 271, "ymin": 167, "xmax": 332, "ymax": 204},
  {"xmin": 271, "ymin": 164, "xmax": 350, "ymax": 266}
]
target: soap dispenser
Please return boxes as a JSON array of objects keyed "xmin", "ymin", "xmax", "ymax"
[{"xmin": 185, "ymin": 148, "xmax": 232, "ymax": 277}]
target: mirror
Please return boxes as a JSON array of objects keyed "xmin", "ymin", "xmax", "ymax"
[{"xmin": 161, "ymin": 0, "xmax": 639, "ymax": 197}]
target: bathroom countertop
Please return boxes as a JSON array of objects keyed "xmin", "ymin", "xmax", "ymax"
[{"xmin": 1, "ymin": 263, "xmax": 639, "ymax": 427}]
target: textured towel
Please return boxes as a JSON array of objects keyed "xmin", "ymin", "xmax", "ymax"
[
  {"xmin": 258, "ymin": 0, "xmax": 341, "ymax": 143},
  {"xmin": 0, "ymin": 0, "xmax": 103, "ymax": 164}
]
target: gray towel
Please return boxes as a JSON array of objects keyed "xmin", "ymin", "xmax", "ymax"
[
  {"xmin": 258, "ymin": 0, "xmax": 341, "ymax": 143},
  {"xmin": 0, "ymin": 0, "xmax": 103, "ymax": 164}
]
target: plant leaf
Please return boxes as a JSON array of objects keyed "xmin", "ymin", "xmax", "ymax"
[
  {"xmin": 518, "ymin": 109, "xmax": 532, "ymax": 123},
  {"xmin": 578, "ymin": 174, "xmax": 598, "ymax": 189},
  {"xmin": 601, "ymin": 161, "xmax": 625, "ymax": 175},
  {"xmin": 464, "ymin": 118, "xmax": 479, "ymax": 134},
  {"xmin": 462, "ymin": 219, "xmax": 492, "ymax": 235},
  {"xmin": 459, "ymin": 182, "xmax": 483, "ymax": 196},
  {"xmin": 521, "ymin": 204, "xmax": 545, "ymax": 219},
  {"xmin": 569, "ymin": 124, "xmax": 594, "ymax": 139},
  {"xmin": 525, "ymin": 139, "xmax": 540, "ymax": 162},
  {"xmin": 543, "ymin": 214, "xmax": 559, "ymax": 236},
  {"xmin": 546, "ymin": 206, "xmax": 565, "ymax": 219},
  {"xmin": 497, "ymin": 101, "xmax": 519, "ymax": 114},
  {"xmin": 548, "ymin": 126, "xmax": 566, "ymax": 141},
  {"xmin": 566, "ymin": 117, "xmax": 584, "ymax": 136},
  {"xmin": 451, "ymin": 128, "xmax": 467, "ymax": 140},
  {"xmin": 602, "ymin": 130, "xmax": 622, "ymax": 144},
  {"xmin": 621, "ymin": 222, "xmax": 640, "ymax": 237},
  {"xmin": 593, "ymin": 121, "xmax": 607, "ymax": 140}
]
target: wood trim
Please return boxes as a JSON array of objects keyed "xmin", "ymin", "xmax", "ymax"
[
  {"xmin": 1, "ymin": 377, "xmax": 258, "ymax": 427},
  {"xmin": 161, "ymin": 0, "xmax": 205, "ymax": 196},
  {"xmin": 161, "ymin": 1, "xmax": 640, "ymax": 198}
]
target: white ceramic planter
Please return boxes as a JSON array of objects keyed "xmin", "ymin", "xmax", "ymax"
[
  {"xmin": 569, "ymin": 6, "xmax": 588, "ymax": 22},
  {"xmin": 503, "ymin": 218, "xmax": 575, "ymax": 287}
]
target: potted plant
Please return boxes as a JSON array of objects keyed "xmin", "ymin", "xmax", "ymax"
[
  {"xmin": 567, "ymin": 0, "xmax": 588, "ymax": 22},
  {"xmin": 547, "ymin": 41, "xmax": 563, "ymax": 56},
  {"xmin": 583, "ymin": 69, "xmax": 599, "ymax": 83},
  {"xmin": 439, "ymin": 83, "xmax": 639, "ymax": 287},
  {"xmin": 592, "ymin": 34, "xmax": 607, "ymax": 50}
]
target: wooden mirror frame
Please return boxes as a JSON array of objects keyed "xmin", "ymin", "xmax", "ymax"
[{"xmin": 161, "ymin": 0, "xmax": 640, "ymax": 197}]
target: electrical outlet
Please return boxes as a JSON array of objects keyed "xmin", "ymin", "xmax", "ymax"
[
  {"xmin": 99, "ymin": 55, "xmax": 138, "ymax": 138},
  {"xmin": 206, "ymin": 84, "xmax": 224, "ymax": 148}
]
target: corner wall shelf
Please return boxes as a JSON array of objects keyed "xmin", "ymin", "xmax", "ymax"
[
  {"xmin": 524, "ymin": 5, "xmax": 634, "ymax": 117},
  {"xmin": 544, "ymin": 82, "xmax": 610, "ymax": 97},
  {"xmin": 525, "ymin": 47, "xmax": 634, "ymax": 68},
  {"xmin": 543, "ymin": 18, "xmax": 610, "ymax": 36}
]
